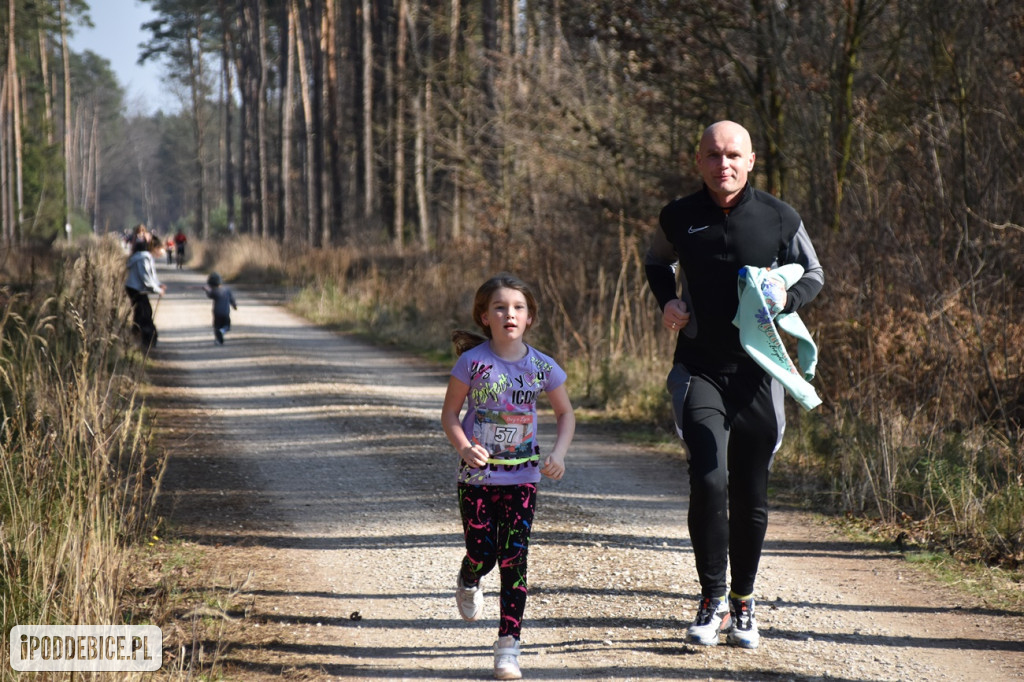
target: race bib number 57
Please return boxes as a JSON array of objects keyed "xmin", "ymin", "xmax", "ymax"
[{"xmin": 474, "ymin": 412, "xmax": 532, "ymax": 456}]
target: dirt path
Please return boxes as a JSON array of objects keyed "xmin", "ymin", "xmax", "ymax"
[{"xmin": 145, "ymin": 264, "xmax": 1024, "ymax": 681}]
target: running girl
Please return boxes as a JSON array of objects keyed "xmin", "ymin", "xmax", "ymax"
[{"xmin": 440, "ymin": 273, "xmax": 575, "ymax": 680}]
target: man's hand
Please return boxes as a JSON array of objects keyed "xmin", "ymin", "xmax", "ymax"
[
  {"xmin": 761, "ymin": 275, "xmax": 787, "ymax": 315},
  {"xmin": 662, "ymin": 298, "xmax": 691, "ymax": 332}
]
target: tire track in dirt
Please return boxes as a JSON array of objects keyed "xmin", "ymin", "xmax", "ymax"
[{"xmin": 145, "ymin": 263, "xmax": 1024, "ymax": 681}]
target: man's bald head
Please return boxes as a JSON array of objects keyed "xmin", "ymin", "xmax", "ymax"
[{"xmin": 697, "ymin": 121, "xmax": 756, "ymax": 207}]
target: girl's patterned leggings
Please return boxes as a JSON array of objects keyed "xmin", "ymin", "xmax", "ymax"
[{"xmin": 457, "ymin": 482, "xmax": 537, "ymax": 639}]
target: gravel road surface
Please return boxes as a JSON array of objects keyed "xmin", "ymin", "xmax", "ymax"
[{"xmin": 145, "ymin": 263, "xmax": 1024, "ymax": 681}]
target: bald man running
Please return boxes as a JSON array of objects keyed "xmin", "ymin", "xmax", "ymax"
[{"xmin": 645, "ymin": 121, "xmax": 825, "ymax": 649}]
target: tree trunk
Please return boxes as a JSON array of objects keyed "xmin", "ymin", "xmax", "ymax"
[
  {"xmin": 414, "ymin": 82, "xmax": 428, "ymax": 248},
  {"xmin": 749, "ymin": 0, "xmax": 785, "ymax": 197},
  {"xmin": 90, "ymin": 109, "xmax": 99, "ymax": 232},
  {"xmin": 7, "ymin": 0, "xmax": 23, "ymax": 239},
  {"xmin": 220, "ymin": 0, "xmax": 237, "ymax": 235},
  {"xmin": 296, "ymin": 0, "xmax": 320, "ymax": 247},
  {"xmin": 281, "ymin": 0, "xmax": 297, "ymax": 244},
  {"xmin": 37, "ymin": 31, "xmax": 53, "ymax": 145},
  {"xmin": 1, "ymin": 71, "xmax": 9, "ymax": 243},
  {"xmin": 324, "ymin": 0, "xmax": 342, "ymax": 244},
  {"xmin": 361, "ymin": 0, "xmax": 374, "ymax": 219},
  {"xmin": 448, "ymin": 0, "xmax": 462, "ymax": 240},
  {"xmin": 480, "ymin": 0, "xmax": 498, "ymax": 191},
  {"xmin": 830, "ymin": 0, "xmax": 881, "ymax": 232},
  {"xmin": 256, "ymin": 0, "xmax": 270, "ymax": 240},
  {"xmin": 185, "ymin": 20, "xmax": 209, "ymax": 239},
  {"xmin": 85, "ymin": 108, "xmax": 97, "ymax": 231},
  {"xmin": 393, "ymin": 0, "xmax": 408, "ymax": 250},
  {"xmin": 414, "ymin": 0, "xmax": 432, "ymax": 248},
  {"xmin": 551, "ymin": 0, "xmax": 562, "ymax": 85},
  {"xmin": 237, "ymin": 0, "xmax": 262, "ymax": 237}
]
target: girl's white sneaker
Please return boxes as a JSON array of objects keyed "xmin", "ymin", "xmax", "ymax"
[
  {"xmin": 493, "ymin": 636, "xmax": 521, "ymax": 680},
  {"xmin": 455, "ymin": 575, "xmax": 483, "ymax": 621}
]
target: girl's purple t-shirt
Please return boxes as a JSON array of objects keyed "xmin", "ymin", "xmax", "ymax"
[{"xmin": 451, "ymin": 341, "xmax": 567, "ymax": 486}]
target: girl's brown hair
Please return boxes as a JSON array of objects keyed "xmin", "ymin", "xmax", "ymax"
[{"xmin": 452, "ymin": 273, "xmax": 539, "ymax": 355}]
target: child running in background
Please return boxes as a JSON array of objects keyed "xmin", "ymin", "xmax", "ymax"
[
  {"xmin": 203, "ymin": 272, "xmax": 237, "ymax": 345},
  {"xmin": 440, "ymin": 273, "xmax": 575, "ymax": 680}
]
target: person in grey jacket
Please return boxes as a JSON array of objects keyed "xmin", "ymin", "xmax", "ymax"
[{"xmin": 124, "ymin": 234, "xmax": 166, "ymax": 349}]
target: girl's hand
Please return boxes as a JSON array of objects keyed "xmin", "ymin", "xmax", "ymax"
[
  {"xmin": 540, "ymin": 453, "xmax": 565, "ymax": 480},
  {"xmin": 459, "ymin": 442, "xmax": 490, "ymax": 469},
  {"xmin": 542, "ymin": 384, "xmax": 573, "ymax": 482}
]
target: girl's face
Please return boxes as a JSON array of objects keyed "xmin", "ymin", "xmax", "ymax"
[{"xmin": 481, "ymin": 287, "xmax": 532, "ymax": 341}]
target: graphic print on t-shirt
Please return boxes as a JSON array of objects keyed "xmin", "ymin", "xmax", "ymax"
[
  {"xmin": 455, "ymin": 345, "xmax": 564, "ymax": 485},
  {"xmin": 467, "ymin": 358, "xmax": 550, "ymax": 409}
]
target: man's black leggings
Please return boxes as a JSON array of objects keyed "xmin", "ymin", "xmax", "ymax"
[{"xmin": 668, "ymin": 363, "xmax": 785, "ymax": 599}]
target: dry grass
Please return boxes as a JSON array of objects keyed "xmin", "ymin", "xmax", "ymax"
[{"xmin": 0, "ymin": 237, "xmax": 169, "ymax": 681}]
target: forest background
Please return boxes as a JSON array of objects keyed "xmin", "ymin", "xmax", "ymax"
[{"xmin": 1, "ymin": 0, "xmax": 1023, "ymax": 642}]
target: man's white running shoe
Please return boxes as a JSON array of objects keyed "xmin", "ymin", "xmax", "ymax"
[
  {"xmin": 726, "ymin": 597, "xmax": 760, "ymax": 649},
  {"xmin": 493, "ymin": 636, "xmax": 522, "ymax": 680},
  {"xmin": 455, "ymin": 574, "xmax": 483, "ymax": 621},
  {"xmin": 686, "ymin": 596, "xmax": 732, "ymax": 645}
]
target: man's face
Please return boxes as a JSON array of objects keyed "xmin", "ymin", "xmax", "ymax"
[{"xmin": 697, "ymin": 123, "xmax": 755, "ymax": 207}]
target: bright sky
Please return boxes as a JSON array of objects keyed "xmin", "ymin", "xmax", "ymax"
[{"xmin": 68, "ymin": 0, "xmax": 179, "ymax": 115}]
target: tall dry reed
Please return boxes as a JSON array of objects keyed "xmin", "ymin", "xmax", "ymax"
[{"xmin": 0, "ymin": 238, "xmax": 166, "ymax": 681}]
